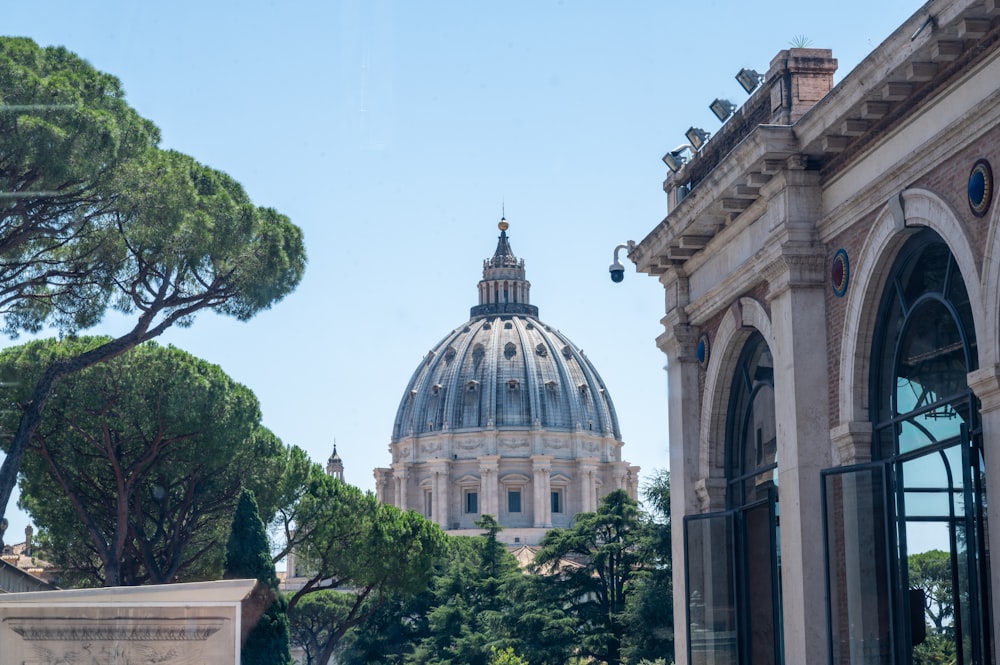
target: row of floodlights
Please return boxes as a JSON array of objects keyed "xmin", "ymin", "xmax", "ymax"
[{"xmin": 662, "ymin": 68, "xmax": 764, "ymax": 173}]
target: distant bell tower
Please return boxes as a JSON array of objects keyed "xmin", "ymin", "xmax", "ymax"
[{"xmin": 326, "ymin": 444, "xmax": 344, "ymax": 481}]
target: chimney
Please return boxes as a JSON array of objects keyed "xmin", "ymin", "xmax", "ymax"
[
  {"xmin": 767, "ymin": 48, "xmax": 838, "ymax": 124},
  {"xmin": 24, "ymin": 524, "xmax": 32, "ymax": 556}
]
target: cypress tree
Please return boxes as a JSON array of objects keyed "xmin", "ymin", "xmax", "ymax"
[{"xmin": 225, "ymin": 489, "xmax": 292, "ymax": 664}]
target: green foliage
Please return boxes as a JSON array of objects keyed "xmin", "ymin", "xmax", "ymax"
[
  {"xmin": 0, "ymin": 37, "xmax": 306, "ymax": 534},
  {"xmin": 225, "ymin": 489, "xmax": 291, "ymax": 665},
  {"xmin": 533, "ymin": 489, "xmax": 650, "ymax": 665},
  {"xmin": 623, "ymin": 470, "xmax": 674, "ymax": 664},
  {"xmin": 489, "ymin": 646, "xmax": 529, "ymax": 665},
  {"xmin": 1, "ymin": 337, "xmax": 291, "ymax": 586},
  {"xmin": 343, "ymin": 484, "xmax": 677, "ymax": 665},
  {"xmin": 909, "ymin": 549, "xmax": 954, "ymax": 631},
  {"xmin": 285, "ymin": 476, "xmax": 446, "ymax": 665},
  {"xmin": 226, "ymin": 490, "xmax": 278, "ymax": 587}
]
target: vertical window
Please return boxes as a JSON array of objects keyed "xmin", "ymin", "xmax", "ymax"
[
  {"xmin": 508, "ymin": 490, "xmax": 522, "ymax": 513},
  {"xmin": 825, "ymin": 230, "xmax": 991, "ymax": 665},
  {"xmin": 551, "ymin": 490, "xmax": 562, "ymax": 514},
  {"xmin": 465, "ymin": 491, "xmax": 478, "ymax": 514},
  {"xmin": 686, "ymin": 331, "xmax": 782, "ymax": 664},
  {"xmin": 424, "ymin": 491, "xmax": 432, "ymax": 519}
]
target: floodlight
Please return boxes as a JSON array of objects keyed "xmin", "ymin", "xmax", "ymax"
[
  {"xmin": 710, "ymin": 98, "xmax": 737, "ymax": 122},
  {"xmin": 685, "ymin": 127, "xmax": 710, "ymax": 150},
  {"xmin": 735, "ymin": 68, "xmax": 764, "ymax": 94},
  {"xmin": 662, "ymin": 144, "xmax": 695, "ymax": 173}
]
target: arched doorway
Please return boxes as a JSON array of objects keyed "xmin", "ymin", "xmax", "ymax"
[
  {"xmin": 824, "ymin": 230, "xmax": 992, "ymax": 664},
  {"xmin": 686, "ymin": 331, "xmax": 783, "ymax": 664}
]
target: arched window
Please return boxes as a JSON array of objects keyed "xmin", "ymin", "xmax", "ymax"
[
  {"xmin": 686, "ymin": 331, "xmax": 784, "ymax": 664},
  {"xmin": 824, "ymin": 229, "xmax": 992, "ymax": 664}
]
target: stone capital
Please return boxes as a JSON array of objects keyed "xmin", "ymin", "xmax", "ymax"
[
  {"xmin": 830, "ymin": 421, "xmax": 873, "ymax": 465},
  {"xmin": 763, "ymin": 245, "xmax": 826, "ymax": 299},
  {"xmin": 968, "ymin": 364, "xmax": 1000, "ymax": 413}
]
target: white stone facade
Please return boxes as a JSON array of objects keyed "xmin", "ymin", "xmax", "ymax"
[
  {"xmin": 634, "ymin": 1, "xmax": 1000, "ymax": 663},
  {"xmin": 375, "ymin": 222, "xmax": 638, "ymax": 544}
]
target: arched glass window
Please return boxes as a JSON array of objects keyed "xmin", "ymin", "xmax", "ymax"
[
  {"xmin": 686, "ymin": 331, "xmax": 783, "ymax": 665},
  {"xmin": 824, "ymin": 229, "xmax": 992, "ymax": 664}
]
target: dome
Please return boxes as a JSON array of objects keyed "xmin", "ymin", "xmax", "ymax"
[
  {"xmin": 392, "ymin": 316, "xmax": 621, "ymax": 443},
  {"xmin": 392, "ymin": 220, "xmax": 620, "ymax": 445},
  {"xmin": 375, "ymin": 219, "xmax": 636, "ymax": 543}
]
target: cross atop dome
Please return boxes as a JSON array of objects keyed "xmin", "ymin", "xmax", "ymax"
[{"xmin": 471, "ymin": 218, "xmax": 538, "ymax": 318}]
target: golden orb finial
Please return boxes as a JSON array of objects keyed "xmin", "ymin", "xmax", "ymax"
[{"xmin": 498, "ymin": 218, "xmax": 509, "ymax": 232}]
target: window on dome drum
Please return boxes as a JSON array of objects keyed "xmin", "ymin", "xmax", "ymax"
[
  {"xmin": 685, "ymin": 331, "xmax": 782, "ymax": 665},
  {"xmin": 423, "ymin": 491, "xmax": 432, "ymax": 519},
  {"xmin": 824, "ymin": 229, "xmax": 992, "ymax": 665},
  {"xmin": 465, "ymin": 491, "xmax": 478, "ymax": 514},
  {"xmin": 551, "ymin": 490, "xmax": 562, "ymax": 514},
  {"xmin": 508, "ymin": 490, "xmax": 522, "ymax": 513}
]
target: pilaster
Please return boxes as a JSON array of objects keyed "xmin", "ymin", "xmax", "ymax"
[
  {"xmin": 967, "ymin": 362, "xmax": 1000, "ymax": 646},
  {"xmin": 658, "ymin": 314, "xmax": 701, "ymax": 665},
  {"xmin": 764, "ymin": 239, "xmax": 830, "ymax": 665},
  {"xmin": 532, "ymin": 455, "xmax": 553, "ymax": 528}
]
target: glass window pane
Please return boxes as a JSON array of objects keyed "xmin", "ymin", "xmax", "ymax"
[
  {"xmin": 508, "ymin": 490, "xmax": 521, "ymax": 513},
  {"xmin": 895, "ymin": 300, "xmax": 966, "ymax": 417},
  {"xmin": 824, "ymin": 466, "xmax": 891, "ymax": 664},
  {"xmin": 686, "ymin": 513, "xmax": 737, "ymax": 665}
]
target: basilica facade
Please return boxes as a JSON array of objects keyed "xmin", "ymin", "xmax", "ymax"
[
  {"xmin": 632, "ymin": 0, "xmax": 1000, "ymax": 662},
  {"xmin": 375, "ymin": 221, "xmax": 638, "ymax": 545}
]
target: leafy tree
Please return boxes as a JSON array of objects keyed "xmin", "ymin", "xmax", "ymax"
[
  {"xmin": 480, "ymin": 567, "xmax": 577, "ymax": 665},
  {"xmin": 286, "ymin": 475, "xmax": 446, "ymax": 665},
  {"xmin": 623, "ymin": 470, "xmax": 675, "ymax": 664},
  {"xmin": 225, "ymin": 489, "xmax": 291, "ymax": 665},
  {"xmin": 407, "ymin": 518, "xmax": 537, "ymax": 665},
  {"xmin": 1, "ymin": 337, "xmax": 290, "ymax": 586},
  {"xmin": 533, "ymin": 489, "xmax": 650, "ymax": 665},
  {"xmin": 0, "ymin": 38, "xmax": 306, "ymax": 534},
  {"xmin": 909, "ymin": 549, "xmax": 954, "ymax": 632},
  {"xmin": 489, "ymin": 646, "xmax": 529, "ymax": 665}
]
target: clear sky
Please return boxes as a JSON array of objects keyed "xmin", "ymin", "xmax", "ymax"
[{"xmin": 1, "ymin": 1, "xmax": 919, "ymax": 543}]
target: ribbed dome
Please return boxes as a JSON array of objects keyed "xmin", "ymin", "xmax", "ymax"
[{"xmin": 391, "ymin": 221, "xmax": 621, "ymax": 446}]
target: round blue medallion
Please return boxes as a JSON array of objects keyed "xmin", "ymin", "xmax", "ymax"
[
  {"xmin": 697, "ymin": 333, "xmax": 710, "ymax": 369},
  {"xmin": 832, "ymin": 249, "xmax": 849, "ymax": 298},
  {"xmin": 969, "ymin": 159, "xmax": 993, "ymax": 217}
]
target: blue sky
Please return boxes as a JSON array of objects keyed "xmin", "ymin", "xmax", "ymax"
[{"xmin": 2, "ymin": 1, "xmax": 918, "ymax": 542}]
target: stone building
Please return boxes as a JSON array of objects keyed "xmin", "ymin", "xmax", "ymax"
[
  {"xmin": 375, "ymin": 220, "xmax": 638, "ymax": 545},
  {"xmin": 630, "ymin": 1, "xmax": 1000, "ymax": 663}
]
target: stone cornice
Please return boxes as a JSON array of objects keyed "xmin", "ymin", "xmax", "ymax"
[{"xmin": 4, "ymin": 617, "xmax": 223, "ymax": 641}]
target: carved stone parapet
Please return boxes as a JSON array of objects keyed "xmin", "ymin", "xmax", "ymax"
[{"xmin": 830, "ymin": 421, "xmax": 873, "ymax": 465}]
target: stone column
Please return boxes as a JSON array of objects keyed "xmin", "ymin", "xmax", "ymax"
[
  {"xmin": 659, "ymin": 310, "xmax": 702, "ymax": 665},
  {"xmin": 762, "ymin": 175, "xmax": 830, "ymax": 665},
  {"xmin": 392, "ymin": 463, "xmax": 408, "ymax": 512},
  {"xmin": 429, "ymin": 460, "xmax": 451, "ymax": 529},
  {"xmin": 479, "ymin": 455, "xmax": 499, "ymax": 519},
  {"xmin": 532, "ymin": 455, "xmax": 552, "ymax": 528},
  {"xmin": 967, "ymin": 364, "xmax": 1000, "ymax": 665},
  {"xmin": 576, "ymin": 460, "xmax": 598, "ymax": 513}
]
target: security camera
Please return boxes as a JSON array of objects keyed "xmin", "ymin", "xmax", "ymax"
[
  {"xmin": 608, "ymin": 242, "xmax": 633, "ymax": 284},
  {"xmin": 609, "ymin": 261, "xmax": 625, "ymax": 283}
]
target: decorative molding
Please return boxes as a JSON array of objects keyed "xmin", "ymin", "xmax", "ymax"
[
  {"xmin": 830, "ymin": 421, "xmax": 873, "ymax": 465},
  {"xmin": 5, "ymin": 617, "xmax": 223, "ymax": 642}
]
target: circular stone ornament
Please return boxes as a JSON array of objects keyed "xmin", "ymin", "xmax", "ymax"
[
  {"xmin": 697, "ymin": 333, "xmax": 710, "ymax": 369},
  {"xmin": 832, "ymin": 249, "xmax": 850, "ymax": 297},
  {"xmin": 969, "ymin": 159, "xmax": 993, "ymax": 217}
]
